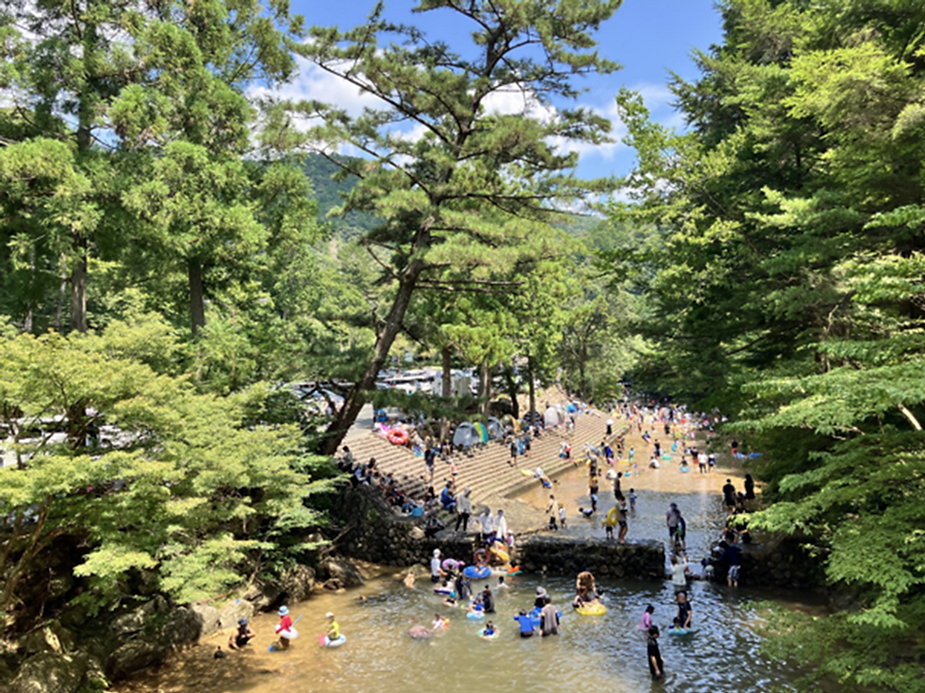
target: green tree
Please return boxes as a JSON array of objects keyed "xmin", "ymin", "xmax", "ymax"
[
  {"xmin": 0, "ymin": 318, "xmax": 329, "ymax": 615},
  {"xmin": 275, "ymin": 0, "xmax": 621, "ymax": 452}
]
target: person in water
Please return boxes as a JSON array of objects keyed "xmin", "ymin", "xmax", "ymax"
[
  {"xmin": 534, "ymin": 586, "xmax": 549, "ymax": 610},
  {"xmin": 228, "ymin": 618, "xmax": 255, "ymax": 651},
  {"xmin": 514, "ymin": 610, "xmax": 535, "ymax": 637},
  {"xmin": 676, "ymin": 591, "xmax": 693, "ymax": 629},
  {"xmin": 638, "ymin": 604, "xmax": 655, "ymax": 630},
  {"xmin": 647, "ymin": 625, "xmax": 664, "ymax": 680},
  {"xmin": 325, "ymin": 612, "xmax": 340, "ymax": 642},
  {"xmin": 574, "ymin": 571, "xmax": 601, "ymax": 606},
  {"xmin": 483, "ymin": 620, "xmax": 496, "ymax": 636},
  {"xmin": 274, "ymin": 606, "xmax": 293, "ymax": 650},
  {"xmin": 482, "ymin": 585, "xmax": 496, "ymax": 614},
  {"xmin": 432, "ymin": 613, "xmax": 448, "ymax": 629},
  {"xmin": 539, "ymin": 596, "xmax": 560, "ymax": 636}
]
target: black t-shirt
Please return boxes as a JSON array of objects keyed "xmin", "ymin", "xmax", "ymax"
[
  {"xmin": 646, "ymin": 637, "xmax": 662, "ymax": 674},
  {"xmin": 723, "ymin": 483, "xmax": 736, "ymax": 503},
  {"xmin": 678, "ymin": 600, "xmax": 692, "ymax": 626},
  {"xmin": 425, "ymin": 448, "xmax": 436, "ymax": 465}
]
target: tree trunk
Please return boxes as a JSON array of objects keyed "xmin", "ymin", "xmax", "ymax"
[
  {"xmin": 189, "ymin": 258, "xmax": 206, "ymax": 336},
  {"xmin": 527, "ymin": 353, "xmax": 536, "ymax": 426},
  {"xmin": 578, "ymin": 346, "xmax": 588, "ymax": 400},
  {"xmin": 440, "ymin": 346, "xmax": 452, "ymax": 440},
  {"xmin": 69, "ymin": 236, "xmax": 88, "ymax": 333},
  {"xmin": 322, "ymin": 247, "xmax": 429, "ymax": 454},
  {"xmin": 502, "ymin": 366, "xmax": 520, "ymax": 420},
  {"xmin": 478, "ymin": 362, "xmax": 491, "ymax": 417},
  {"xmin": 54, "ymin": 259, "xmax": 66, "ymax": 331}
]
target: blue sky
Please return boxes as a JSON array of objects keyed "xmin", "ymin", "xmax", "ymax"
[{"xmin": 281, "ymin": 0, "xmax": 725, "ymax": 181}]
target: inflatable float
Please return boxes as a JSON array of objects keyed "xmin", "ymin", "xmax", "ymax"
[
  {"xmin": 434, "ymin": 586, "xmax": 455, "ymax": 596},
  {"xmin": 489, "ymin": 544, "xmax": 510, "ymax": 563},
  {"xmin": 464, "ymin": 565, "xmax": 491, "ymax": 579},
  {"xmin": 603, "ymin": 507, "xmax": 618, "ymax": 527},
  {"xmin": 576, "ymin": 602, "xmax": 607, "ymax": 616},
  {"xmin": 387, "ymin": 429, "xmax": 409, "ymax": 445},
  {"xmin": 323, "ymin": 634, "xmax": 347, "ymax": 647},
  {"xmin": 668, "ymin": 627, "xmax": 699, "ymax": 636},
  {"xmin": 479, "ymin": 628, "xmax": 499, "ymax": 640},
  {"xmin": 467, "ymin": 610, "xmax": 485, "ymax": 620}
]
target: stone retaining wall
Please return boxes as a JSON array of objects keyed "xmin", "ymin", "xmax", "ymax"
[
  {"xmin": 517, "ymin": 535, "xmax": 666, "ymax": 579},
  {"xmin": 333, "ymin": 487, "xmax": 666, "ymax": 580}
]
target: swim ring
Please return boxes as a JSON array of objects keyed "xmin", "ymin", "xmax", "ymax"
[
  {"xmin": 668, "ymin": 627, "xmax": 699, "ymax": 636},
  {"xmin": 467, "ymin": 610, "xmax": 485, "ymax": 620},
  {"xmin": 520, "ymin": 469, "xmax": 533, "ymax": 477},
  {"xmin": 506, "ymin": 566, "xmax": 522, "ymax": 576},
  {"xmin": 604, "ymin": 507, "xmax": 618, "ymax": 527},
  {"xmin": 489, "ymin": 545, "xmax": 510, "ymax": 563},
  {"xmin": 464, "ymin": 565, "xmax": 492, "ymax": 579},
  {"xmin": 442, "ymin": 558, "xmax": 464, "ymax": 571},
  {"xmin": 479, "ymin": 628, "xmax": 499, "ymax": 640},
  {"xmin": 323, "ymin": 634, "xmax": 346, "ymax": 647},
  {"xmin": 434, "ymin": 587, "xmax": 455, "ymax": 596},
  {"xmin": 276, "ymin": 627, "xmax": 299, "ymax": 640},
  {"xmin": 387, "ymin": 429, "xmax": 409, "ymax": 445},
  {"xmin": 576, "ymin": 602, "xmax": 607, "ymax": 616},
  {"xmin": 474, "ymin": 548, "xmax": 489, "ymax": 566}
]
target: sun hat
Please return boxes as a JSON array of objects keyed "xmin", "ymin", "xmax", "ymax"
[
  {"xmin": 278, "ymin": 606, "xmax": 289, "ymax": 616},
  {"xmin": 433, "ymin": 548, "xmax": 441, "ymax": 557},
  {"xmin": 325, "ymin": 612, "xmax": 335, "ymax": 619},
  {"xmin": 238, "ymin": 618, "xmax": 249, "ymax": 626}
]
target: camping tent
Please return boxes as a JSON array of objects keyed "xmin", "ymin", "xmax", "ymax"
[
  {"xmin": 543, "ymin": 406, "xmax": 560, "ymax": 428},
  {"xmin": 453, "ymin": 422, "xmax": 481, "ymax": 448},
  {"xmin": 486, "ymin": 417, "xmax": 504, "ymax": 439}
]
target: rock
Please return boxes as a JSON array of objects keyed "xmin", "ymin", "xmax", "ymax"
[
  {"xmin": 320, "ymin": 557, "xmax": 364, "ymax": 588},
  {"xmin": 110, "ymin": 596, "xmax": 169, "ymax": 637},
  {"xmin": 189, "ymin": 604, "xmax": 221, "ymax": 638},
  {"xmin": 107, "ymin": 641, "xmax": 168, "ymax": 679},
  {"xmin": 11, "ymin": 653, "xmax": 86, "ymax": 693},
  {"xmin": 277, "ymin": 565, "xmax": 316, "ymax": 602},
  {"xmin": 408, "ymin": 526, "xmax": 425, "ymax": 541},
  {"xmin": 322, "ymin": 579, "xmax": 343, "ymax": 591},
  {"xmin": 159, "ymin": 607, "xmax": 203, "ymax": 649},
  {"xmin": 19, "ymin": 627, "xmax": 63, "ymax": 656},
  {"xmin": 218, "ymin": 599, "xmax": 254, "ymax": 630}
]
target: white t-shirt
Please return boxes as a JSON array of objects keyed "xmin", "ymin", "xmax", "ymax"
[
  {"xmin": 671, "ymin": 560, "xmax": 687, "ymax": 587},
  {"xmin": 480, "ymin": 513, "xmax": 494, "ymax": 534},
  {"xmin": 558, "ymin": 507, "xmax": 566, "ymax": 522},
  {"xmin": 431, "ymin": 557, "xmax": 442, "ymax": 577},
  {"xmin": 495, "ymin": 514, "xmax": 508, "ymax": 539}
]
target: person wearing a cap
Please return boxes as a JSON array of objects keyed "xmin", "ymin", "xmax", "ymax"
[
  {"xmin": 431, "ymin": 548, "xmax": 445, "ymax": 583},
  {"xmin": 325, "ymin": 612, "xmax": 340, "ymax": 641},
  {"xmin": 455, "ymin": 488, "xmax": 472, "ymax": 533},
  {"xmin": 275, "ymin": 606, "xmax": 293, "ymax": 650},
  {"xmin": 228, "ymin": 617, "xmax": 255, "ymax": 651}
]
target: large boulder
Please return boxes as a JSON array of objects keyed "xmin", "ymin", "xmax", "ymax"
[
  {"xmin": 109, "ymin": 596, "xmax": 169, "ymax": 637},
  {"xmin": 11, "ymin": 653, "xmax": 86, "ymax": 693},
  {"xmin": 159, "ymin": 607, "xmax": 204, "ymax": 649},
  {"xmin": 320, "ymin": 557, "xmax": 364, "ymax": 588},
  {"xmin": 18, "ymin": 623, "xmax": 73, "ymax": 656},
  {"xmin": 189, "ymin": 604, "xmax": 221, "ymax": 638},
  {"xmin": 218, "ymin": 599, "xmax": 254, "ymax": 630},
  {"xmin": 277, "ymin": 565, "xmax": 316, "ymax": 603},
  {"xmin": 107, "ymin": 641, "xmax": 168, "ymax": 679}
]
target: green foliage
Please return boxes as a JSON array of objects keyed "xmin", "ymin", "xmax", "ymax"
[
  {"xmin": 612, "ymin": 1, "xmax": 925, "ymax": 688},
  {"xmin": 0, "ymin": 319, "xmax": 330, "ymax": 614}
]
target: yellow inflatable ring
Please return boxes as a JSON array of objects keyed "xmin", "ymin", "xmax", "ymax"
[
  {"xmin": 576, "ymin": 602, "xmax": 607, "ymax": 616},
  {"xmin": 604, "ymin": 507, "xmax": 618, "ymax": 527},
  {"xmin": 490, "ymin": 545, "xmax": 510, "ymax": 563}
]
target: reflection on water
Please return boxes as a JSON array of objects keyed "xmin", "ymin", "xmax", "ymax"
[{"xmin": 118, "ymin": 572, "xmax": 822, "ymax": 693}]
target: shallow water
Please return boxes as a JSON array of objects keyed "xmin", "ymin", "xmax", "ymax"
[{"xmin": 117, "ymin": 571, "xmax": 825, "ymax": 693}]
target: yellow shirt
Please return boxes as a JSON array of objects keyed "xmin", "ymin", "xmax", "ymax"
[{"xmin": 328, "ymin": 621, "xmax": 340, "ymax": 639}]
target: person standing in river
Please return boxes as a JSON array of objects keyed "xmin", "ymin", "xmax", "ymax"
[
  {"xmin": 647, "ymin": 626, "xmax": 664, "ymax": 680},
  {"xmin": 723, "ymin": 479, "xmax": 737, "ymax": 509},
  {"xmin": 539, "ymin": 595, "xmax": 560, "ymax": 636},
  {"xmin": 666, "ymin": 502, "xmax": 682, "ymax": 542},
  {"xmin": 744, "ymin": 474, "xmax": 756, "ymax": 500}
]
